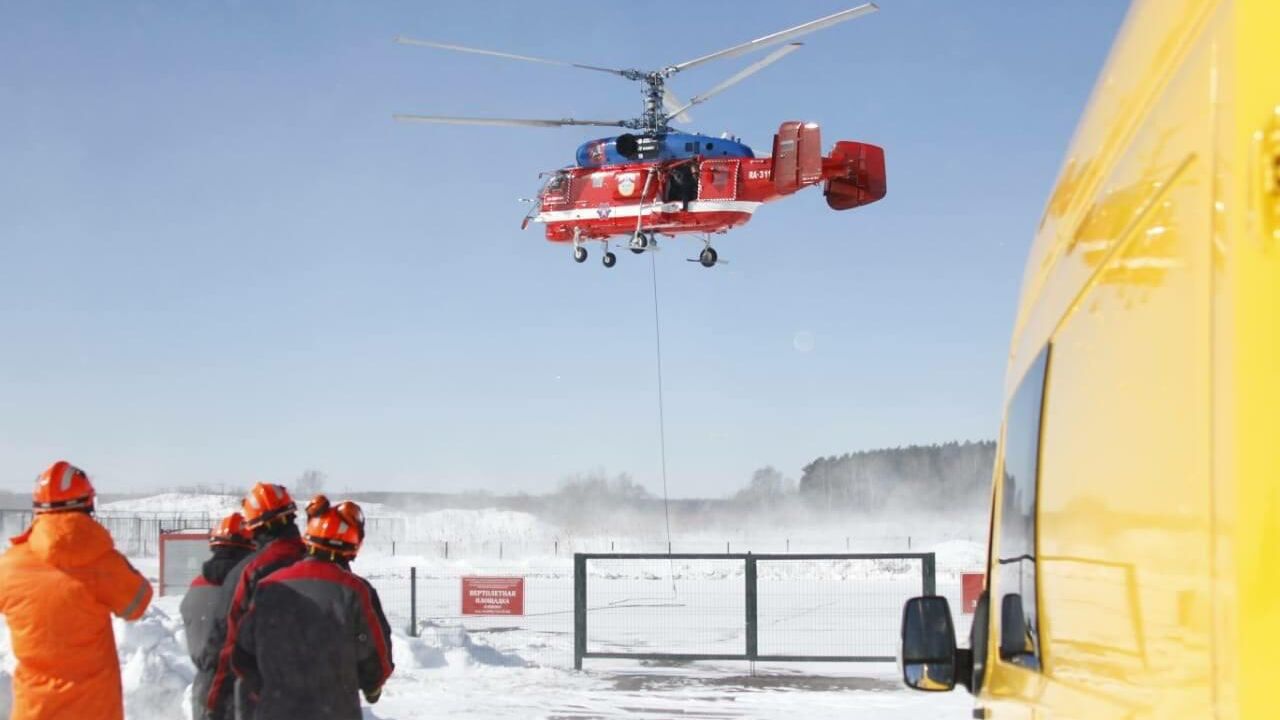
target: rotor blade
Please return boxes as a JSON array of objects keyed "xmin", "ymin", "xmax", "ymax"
[
  {"xmin": 393, "ymin": 114, "xmax": 630, "ymax": 128},
  {"xmin": 662, "ymin": 87, "xmax": 693, "ymax": 125},
  {"xmin": 395, "ymin": 36, "xmax": 631, "ymax": 77},
  {"xmin": 666, "ymin": 43, "xmax": 802, "ymax": 120},
  {"xmin": 665, "ymin": 3, "xmax": 877, "ymax": 74}
]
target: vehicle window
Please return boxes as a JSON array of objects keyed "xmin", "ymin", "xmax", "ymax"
[
  {"xmin": 969, "ymin": 485, "xmax": 998, "ymax": 692},
  {"xmin": 996, "ymin": 345, "xmax": 1049, "ymax": 670}
]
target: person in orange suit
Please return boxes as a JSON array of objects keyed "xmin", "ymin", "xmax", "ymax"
[{"xmin": 0, "ymin": 461, "xmax": 154, "ymax": 720}]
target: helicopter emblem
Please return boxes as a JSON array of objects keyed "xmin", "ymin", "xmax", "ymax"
[{"xmin": 616, "ymin": 173, "xmax": 638, "ymax": 198}]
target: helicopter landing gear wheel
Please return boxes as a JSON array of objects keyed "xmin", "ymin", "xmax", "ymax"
[
  {"xmin": 629, "ymin": 232, "xmax": 650, "ymax": 255},
  {"xmin": 573, "ymin": 246, "xmax": 587, "ymax": 264},
  {"xmin": 602, "ymin": 251, "xmax": 617, "ymax": 268},
  {"xmin": 699, "ymin": 246, "xmax": 718, "ymax": 268}
]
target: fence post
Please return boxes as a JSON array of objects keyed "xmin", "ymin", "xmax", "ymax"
[
  {"xmin": 392, "ymin": 541, "xmax": 396, "ymax": 557},
  {"xmin": 745, "ymin": 554, "xmax": 758, "ymax": 661},
  {"xmin": 922, "ymin": 552, "xmax": 936, "ymax": 597},
  {"xmin": 409, "ymin": 567, "xmax": 418, "ymax": 637},
  {"xmin": 574, "ymin": 554, "xmax": 587, "ymax": 670},
  {"xmin": 444, "ymin": 540, "xmax": 449, "ymax": 559}
]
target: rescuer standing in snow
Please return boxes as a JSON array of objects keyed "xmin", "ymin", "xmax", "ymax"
[
  {"xmin": 234, "ymin": 495, "xmax": 394, "ymax": 719},
  {"xmin": 205, "ymin": 483, "xmax": 305, "ymax": 720},
  {"xmin": 181, "ymin": 511, "xmax": 255, "ymax": 720},
  {"xmin": 0, "ymin": 461, "xmax": 153, "ymax": 720}
]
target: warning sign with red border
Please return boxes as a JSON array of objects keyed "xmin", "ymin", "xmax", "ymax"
[{"xmin": 461, "ymin": 576, "xmax": 525, "ymax": 616}]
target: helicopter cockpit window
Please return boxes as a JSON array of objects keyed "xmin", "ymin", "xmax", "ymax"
[{"xmin": 542, "ymin": 172, "xmax": 570, "ymax": 203}]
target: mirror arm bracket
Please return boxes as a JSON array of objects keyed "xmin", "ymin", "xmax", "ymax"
[{"xmin": 955, "ymin": 648, "xmax": 975, "ymax": 694}]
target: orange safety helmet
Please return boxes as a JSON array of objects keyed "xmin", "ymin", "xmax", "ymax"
[
  {"xmin": 210, "ymin": 511, "xmax": 254, "ymax": 549},
  {"xmin": 32, "ymin": 460, "xmax": 96, "ymax": 514},
  {"xmin": 241, "ymin": 482, "xmax": 297, "ymax": 530},
  {"xmin": 303, "ymin": 495, "xmax": 365, "ymax": 558}
]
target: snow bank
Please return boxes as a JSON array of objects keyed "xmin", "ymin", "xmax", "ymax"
[
  {"xmin": 99, "ymin": 493, "xmax": 240, "ymax": 515},
  {"xmin": 412, "ymin": 623, "xmax": 529, "ymax": 669},
  {"xmin": 116, "ymin": 599, "xmax": 194, "ymax": 720},
  {"xmin": 0, "ymin": 599, "xmax": 531, "ymax": 720}
]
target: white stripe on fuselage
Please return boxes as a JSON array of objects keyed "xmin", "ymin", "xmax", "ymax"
[{"xmin": 535, "ymin": 200, "xmax": 761, "ymax": 223}]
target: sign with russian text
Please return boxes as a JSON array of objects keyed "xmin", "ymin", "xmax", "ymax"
[{"xmin": 461, "ymin": 576, "xmax": 525, "ymax": 616}]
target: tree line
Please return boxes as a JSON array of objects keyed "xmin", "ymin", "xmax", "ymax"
[{"xmin": 792, "ymin": 440, "xmax": 995, "ymax": 515}]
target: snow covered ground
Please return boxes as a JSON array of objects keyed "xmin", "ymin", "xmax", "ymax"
[
  {"xmin": 0, "ymin": 599, "xmax": 973, "ymax": 719},
  {"xmin": 0, "ymin": 497, "xmax": 983, "ymax": 718},
  {"xmin": 0, "ymin": 555, "xmax": 977, "ymax": 719}
]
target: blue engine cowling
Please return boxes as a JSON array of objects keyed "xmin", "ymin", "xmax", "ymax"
[{"xmin": 575, "ymin": 132, "xmax": 754, "ymax": 168}]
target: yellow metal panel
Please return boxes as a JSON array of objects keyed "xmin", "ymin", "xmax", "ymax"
[
  {"xmin": 987, "ymin": 0, "xmax": 1280, "ymax": 716},
  {"xmin": 1212, "ymin": 0, "xmax": 1280, "ymax": 717},
  {"xmin": 1010, "ymin": 0, "xmax": 1216, "ymax": 390}
]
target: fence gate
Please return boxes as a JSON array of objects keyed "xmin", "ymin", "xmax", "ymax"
[{"xmin": 573, "ymin": 552, "xmax": 935, "ymax": 669}]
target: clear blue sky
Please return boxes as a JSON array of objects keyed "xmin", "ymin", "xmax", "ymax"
[{"xmin": 0, "ymin": 1, "xmax": 1128, "ymax": 497}]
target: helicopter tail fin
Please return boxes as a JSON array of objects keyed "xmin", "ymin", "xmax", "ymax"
[
  {"xmin": 823, "ymin": 141, "xmax": 886, "ymax": 210},
  {"xmin": 771, "ymin": 121, "xmax": 823, "ymax": 195}
]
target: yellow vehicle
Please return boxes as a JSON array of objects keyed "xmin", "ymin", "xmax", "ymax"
[{"xmin": 900, "ymin": 0, "xmax": 1279, "ymax": 717}]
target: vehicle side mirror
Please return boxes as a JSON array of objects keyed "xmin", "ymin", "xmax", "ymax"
[{"xmin": 900, "ymin": 596, "xmax": 958, "ymax": 692}]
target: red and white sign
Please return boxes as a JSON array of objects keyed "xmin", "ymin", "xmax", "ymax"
[
  {"xmin": 961, "ymin": 573, "xmax": 985, "ymax": 614},
  {"xmin": 461, "ymin": 576, "xmax": 524, "ymax": 616}
]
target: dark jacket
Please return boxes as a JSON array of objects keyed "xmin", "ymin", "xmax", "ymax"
[
  {"xmin": 204, "ymin": 524, "xmax": 305, "ymax": 719},
  {"xmin": 236, "ymin": 556, "xmax": 394, "ymax": 720},
  {"xmin": 180, "ymin": 546, "xmax": 252, "ymax": 720}
]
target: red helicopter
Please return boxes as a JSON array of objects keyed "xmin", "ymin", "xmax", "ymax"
[{"xmin": 395, "ymin": 4, "xmax": 887, "ymax": 268}]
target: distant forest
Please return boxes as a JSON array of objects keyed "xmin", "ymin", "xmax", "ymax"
[
  {"xmin": 0, "ymin": 440, "xmax": 998, "ymax": 524},
  {"xmin": 794, "ymin": 440, "xmax": 995, "ymax": 515}
]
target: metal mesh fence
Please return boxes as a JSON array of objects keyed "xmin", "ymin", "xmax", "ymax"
[
  {"xmin": 0, "ymin": 510, "xmax": 213, "ymax": 556},
  {"xmin": 574, "ymin": 553, "xmax": 935, "ymax": 667},
  {"xmin": 358, "ymin": 534, "xmax": 967, "ymax": 560},
  {"xmin": 585, "ymin": 557, "xmax": 745, "ymax": 658},
  {"xmin": 0, "ymin": 507, "xmax": 984, "ymax": 666},
  {"xmin": 755, "ymin": 557, "xmax": 922, "ymax": 659},
  {"xmin": 359, "ymin": 562, "xmax": 577, "ymax": 668}
]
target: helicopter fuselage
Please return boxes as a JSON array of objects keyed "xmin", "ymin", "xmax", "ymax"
[{"xmin": 533, "ymin": 121, "xmax": 886, "ymax": 245}]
